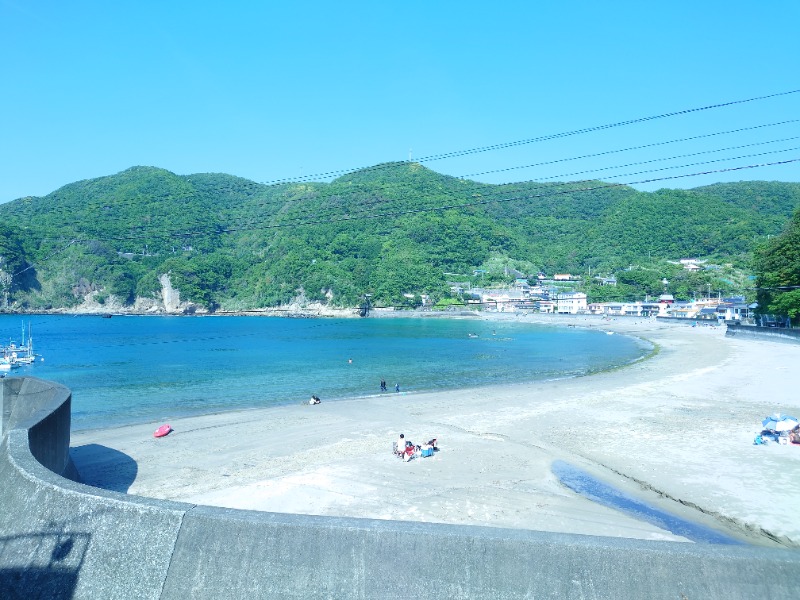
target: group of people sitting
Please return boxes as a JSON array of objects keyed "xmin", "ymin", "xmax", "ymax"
[
  {"xmin": 308, "ymin": 395, "xmax": 321, "ymax": 405},
  {"xmin": 789, "ymin": 427, "xmax": 800, "ymax": 445},
  {"xmin": 393, "ymin": 434, "xmax": 438, "ymax": 461},
  {"xmin": 754, "ymin": 425, "xmax": 800, "ymax": 445}
]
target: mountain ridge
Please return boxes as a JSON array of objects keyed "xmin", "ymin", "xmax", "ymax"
[{"xmin": 0, "ymin": 163, "xmax": 798, "ymax": 312}]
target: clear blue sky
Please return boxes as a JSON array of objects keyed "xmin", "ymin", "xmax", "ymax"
[{"xmin": 2, "ymin": 1, "xmax": 798, "ymax": 203}]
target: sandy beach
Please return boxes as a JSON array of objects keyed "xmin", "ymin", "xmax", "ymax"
[{"xmin": 70, "ymin": 315, "xmax": 800, "ymax": 548}]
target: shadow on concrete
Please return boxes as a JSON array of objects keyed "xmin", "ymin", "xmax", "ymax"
[
  {"xmin": 0, "ymin": 531, "xmax": 90, "ymax": 599},
  {"xmin": 69, "ymin": 443, "xmax": 138, "ymax": 493},
  {"xmin": 0, "ymin": 567, "xmax": 77, "ymax": 599}
]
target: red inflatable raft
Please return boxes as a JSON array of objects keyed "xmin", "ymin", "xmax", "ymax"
[{"xmin": 153, "ymin": 424, "xmax": 172, "ymax": 438}]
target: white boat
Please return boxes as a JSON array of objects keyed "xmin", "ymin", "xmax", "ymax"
[
  {"xmin": 2, "ymin": 322, "xmax": 40, "ymax": 366},
  {"xmin": 0, "ymin": 355, "xmax": 19, "ymax": 371}
]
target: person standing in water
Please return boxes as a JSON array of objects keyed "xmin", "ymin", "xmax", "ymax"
[
  {"xmin": 380, "ymin": 379, "xmax": 387, "ymax": 392},
  {"xmin": 395, "ymin": 383, "xmax": 400, "ymax": 392}
]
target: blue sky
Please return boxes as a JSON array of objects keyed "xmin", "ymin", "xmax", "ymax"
[{"xmin": 2, "ymin": 1, "xmax": 798, "ymax": 203}]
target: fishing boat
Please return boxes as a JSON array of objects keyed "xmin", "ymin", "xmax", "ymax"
[{"xmin": 1, "ymin": 322, "xmax": 40, "ymax": 366}]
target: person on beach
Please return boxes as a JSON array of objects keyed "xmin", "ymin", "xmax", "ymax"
[
  {"xmin": 380, "ymin": 379, "xmax": 387, "ymax": 392},
  {"xmin": 404, "ymin": 443, "xmax": 416, "ymax": 461},
  {"xmin": 790, "ymin": 427, "xmax": 800, "ymax": 445},
  {"xmin": 395, "ymin": 433, "xmax": 406, "ymax": 456},
  {"xmin": 395, "ymin": 383, "xmax": 400, "ymax": 392},
  {"xmin": 395, "ymin": 434, "xmax": 415, "ymax": 461},
  {"xmin": 420, "ymin": 441, "xmax": 435, "ymax": 457}
]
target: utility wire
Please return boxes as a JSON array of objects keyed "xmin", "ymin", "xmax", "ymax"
[
  {"xmin": 50, "ymin": 158, "xmax": 799, "ymax": 243},
  {"xmin": 183, "ymin": 125, "xmax": 800, "ymax": 229},
  {"xmin": 457, "ymin": 120, "xmax": 800, "ymax": 180},
  {"xmin": 223, "ymin": 158, "xmax": 800, "ymax": 232},
  {"xmin": 89, "ymin": 130, "xmax": 799, "ymax": 236},
  {"xmin": 17, "ymin": 118, "xmax": 798, "ymax": 238},
  {"xmin": 537, "ymin": 144, "xmax": 800, "ymax": 183},
  {"xmin": 213, "ymin": 143, "xmax": 800, "ymax": 232},
  {"xmin": 20, "ymin": 142, "xmax": 799, "ymax": 248},
  {"xmin": 10, "ymin": 93, "xmax": 799, "ymax": 252},
  {"xmin": 12, "ymin": 240, "xmax": 75, "ymax": 278},
  {"xmin": 261, "ymin": 89, "xmax": 800, "ymax": 185}
]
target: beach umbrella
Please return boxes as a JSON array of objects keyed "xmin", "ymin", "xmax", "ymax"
[{"xmin": 761, "ymin": 414, "xmax": 799, "ymax": 432}]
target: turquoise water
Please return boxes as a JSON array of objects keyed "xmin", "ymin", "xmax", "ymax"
[{"xmin": 1, "ymin": 315, "xmax": 650, "ymax": 431}]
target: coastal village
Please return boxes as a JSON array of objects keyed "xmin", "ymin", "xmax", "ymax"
[{"xmin": 446, "ymin": 258, "xmax": 764, "ymax": 324}]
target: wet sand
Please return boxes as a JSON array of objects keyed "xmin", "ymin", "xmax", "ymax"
[{"xmin": 70, "ymin": 315, "xmax": 800, "ymax": 547}]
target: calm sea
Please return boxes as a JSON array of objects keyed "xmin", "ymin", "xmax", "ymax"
[{"xmin": 1, "ymin": 314, "xmax": 650, "ymax": 431}]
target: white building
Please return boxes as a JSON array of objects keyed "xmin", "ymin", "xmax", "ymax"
[
  {"xmin": 481, "ymin": 290, "xmax": 525, "ymax": 312},
  {"xmin": 556, "ymin": 292, "xmax": 587, "ymax": 314},
  {"xmin": 589, "ymin": 301, "xmax": 668, "ymax": 317}
]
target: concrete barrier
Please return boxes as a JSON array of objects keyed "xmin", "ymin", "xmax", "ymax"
[
  {"xmin": 726, "ymin": 323, "xmax": 800, "ymax": 343},
  {"xmin": 2, "ymin": 376, "xmax": 800, "ymax": 599}
]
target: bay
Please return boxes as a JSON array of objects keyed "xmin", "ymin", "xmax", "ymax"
[{"xmin": 0, "ymin": 314, "xmax": 651, "ymax": 431}]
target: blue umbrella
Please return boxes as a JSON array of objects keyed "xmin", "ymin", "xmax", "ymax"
[{"xmin": 762, "ymin": 414, "xmax": 799, "ymax": 432}]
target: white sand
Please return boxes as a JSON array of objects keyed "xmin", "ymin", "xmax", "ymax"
[{"xmin": 71, "ymin": 316, "xmax": 800, "ymax": 547}]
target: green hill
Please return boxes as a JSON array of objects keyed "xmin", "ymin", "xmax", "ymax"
[{"xmin": 0, "ymin": 163, "xmax": 797, "ymax": 312}]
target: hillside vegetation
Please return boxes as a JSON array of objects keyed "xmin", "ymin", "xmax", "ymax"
[{"xmin": 0, "ymin": 163, "xmax": 798, "ymax": 313}]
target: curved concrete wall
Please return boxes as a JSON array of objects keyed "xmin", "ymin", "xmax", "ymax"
[{"xmin": 2, "ymin": 376, "xmax": 800, "ymax": 599}]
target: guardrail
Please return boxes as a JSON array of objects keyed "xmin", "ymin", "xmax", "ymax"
[{"xmin": 2, "ymin": 376, "xmax": 799, "ymax": 599}]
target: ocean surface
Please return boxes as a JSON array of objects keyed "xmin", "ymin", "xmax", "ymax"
[{"xmin": 1, "ymin": 314, "xmax": 651, "ymax": 431}]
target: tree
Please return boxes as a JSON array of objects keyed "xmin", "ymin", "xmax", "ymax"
[{"xmin": 754, "ymin": 206, "xmax": 800, "ymax": 324}]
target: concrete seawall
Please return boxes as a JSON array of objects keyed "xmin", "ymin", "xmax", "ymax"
[
  {"xmin": 2, "ymin": 376, "xmax": 800, "ymax": 599},
  {"xmin": 726, "ymin": 323, "xmax": 800, "ymax": 343}
]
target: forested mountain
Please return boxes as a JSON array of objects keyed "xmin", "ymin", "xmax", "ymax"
[{"xmin": 0, "ymin": 163, "xmax": 798, "ymax": 312}]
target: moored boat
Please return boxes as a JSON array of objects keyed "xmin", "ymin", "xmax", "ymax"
[{"xmin": 1, "ymin": 322, "xmax": 41, "ymax": 366}]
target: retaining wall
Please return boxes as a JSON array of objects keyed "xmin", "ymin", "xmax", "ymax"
[
  {"xmin": 2, "ymin": 376, "xmax": 800, "ymax": 599},
  {"xmin": 726, "ymin": 323, "xmax": 800, "ymax": 343}
]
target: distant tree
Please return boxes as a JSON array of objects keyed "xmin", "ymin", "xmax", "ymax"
[
  {"xmin": 615, "ymin": 268, "xmax": 665, "ymax": 297},
  {"xmin": 584, "ymin": 283, "xmax": 631, "ymax": 303},
  {"xmin": 754, "ymin": 206, "xmax": 800, "ymax": 324}
]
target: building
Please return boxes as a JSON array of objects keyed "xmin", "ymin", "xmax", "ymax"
[
  {"xmin": 556, "ymin": 292, "xmax": 587, "ymax": 314},
  {"xmin": 715, "ymin": 297, "xmax": 755, "ymax": 321},
  {"xmin": 679, "ymin": 258, "xmax": 705, "ymax": 272},
  {"xmin": 481, "ymin": 290, "xmax": 526, "ymax": 312},
  {"xmin": 588, "ymin": 301, "xmax": 669, "ymax": 317},
  {"xmin": 536, "ymin": 300, "xmax": 555, "ymax": 313},
  {"xmin": 595, "ymin": 276, "xmax": 617, "ymax": 286},
  {"xmin": 512, "ymin": 278, "xmax": 531, "ymax": 294}
]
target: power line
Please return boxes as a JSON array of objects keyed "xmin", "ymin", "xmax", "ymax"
[
  {"xmin": 12, "ymin": 239, "xmax": 76, "ymax": 278},
  {"xmin": 15, "ymin": 140, "xmax": 799, "ymax": 249},
  {"xmin": 217, "ymin": 124, "xmax": 800, "ymax": 226},
  {"xmin": 260, "ymin": 89, "xmax": 800, "ymax": 185},
  {"xmin": 457, "ymin": 120, "xmax": 800, "ymax": 180},
  {"xmin": 95, "ymin": 129, "xmax": 793, "ymax": 236},
  {"xmin": 8, "ymin": 92, "xmax": 799, "ymax": 259},
  {"xmin": 215, "ymin": 143, "xmax": 800, "ymax": 232},
  {"xmin": 12, "ymin": 116, "xmax": 798, "ymax": 241},
  {"xmin": 538, "ymin": 145, "xmax": 800, "ymax": 183},
  {"xmin": 238, "ymin": 158, "xmax": 800, "ymax": 231},
  {"xmin": 51, "ymin": 158, "xmax": 798, "ymax": 243}
]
